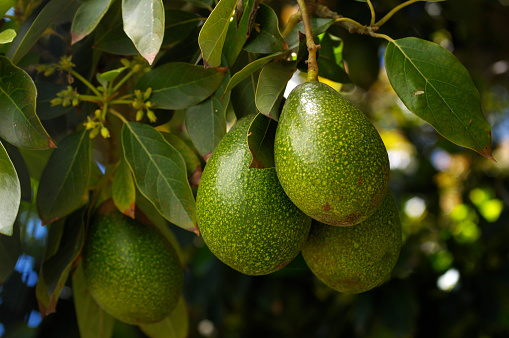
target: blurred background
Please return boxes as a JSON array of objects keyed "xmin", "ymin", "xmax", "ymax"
[{"xmin": 1, "ymin": 0, "xmax": 509, "ymax": 337}]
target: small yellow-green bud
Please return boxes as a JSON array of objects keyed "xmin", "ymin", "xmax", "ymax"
[
  {"xmin": 44, "ymin": 67, "xmax": 55, "ymax": 77},
  {"xmin": 143, "ymin": 88, "xmax": 152, "ymax": 100},
  {"xmin": 136, "ymin": 110, "xmax": 144, "ymax": 121},
  {"xmin": 72, "ymin": 98, "xmax": 79, "ymax": 107},
  {"xmin": 134, "ymin": 89, "xmax": 142, "ymax": 100},
  {"xmin": 89, "ymin": 126, "xmax": 100, "ymax": 139},
  {"xmin": 94, "ymin": 109, "xmax": 102, "ymax": 119},
  {"xmin": 100, "ymin": 127, "xmax": 110, "ymax": 139},
  {"xmin": 50, "ymin": 98, "xmax": 62, "ymax": 106},
  {"xmin": 120, "ymin": 58, "xmax": 131, "ymax": 68},
  {"xmin": 147, "ymin": 109, "xmax": 157, "ymax": 123}
]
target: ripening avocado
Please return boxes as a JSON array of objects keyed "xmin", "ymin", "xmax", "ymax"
[
  {"xmin": 301, "ymin": 191, "xmax": 401, "ymax": 294},
  {"xmin": 196, "ymin": 115, "xmax": 312, "ymax": 276},
  {"xmin": 82, "ymin": 201, "xmax": 183, "ymax": 325},
  {"xmin": 274, "ymin": 81, "xmax": 390, "ymax": 226}
]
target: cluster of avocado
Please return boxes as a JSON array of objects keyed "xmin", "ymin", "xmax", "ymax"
[{"xmin": 197, "ymin": 81, "xmax": 402, "ymax": 294}]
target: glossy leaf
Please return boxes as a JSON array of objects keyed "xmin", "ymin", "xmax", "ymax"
[
  {"xmin": 185, "ymin": 68, "xmax": 230, "ymax": 159},
  {"xmin": 285, "ymin": 18, "xmax": 335, "ymax": 50},
  {"xmin": 0, "ymin": 221, "xmax": 22, "ymax": 283},
  {"xmin": 162, "ymin": 133, "xmax": 202, "ymax": 186},
  {"xmin": 7, "ymin": 0, "xmax": 77, "ymax": 64},
  {"xmin": 385, "ymin": 37, "xmax": 493, "ymax": 159},
  {"xmin": 71, "ymin": 0, "xmax": 113, "ymax": 44},
  {"xmin": 198, "ymin": 0, "xmax": 239, "ymax": 68},
  {"xmin": 0, "ymin": 141, "xmax": 20, "ymax": 236},
  {"xmin": 0, "ymin": 29, "xmax": 16, "ymax": 44},
  {"xmin": 0, "ymin": 56, "xmax": 55, "ymax": 149},
  {"xmin": 139, "ymin": 297, "xmax": 189, "ymax": 338},
  {"xmin": 113, "ymin": 158, "xmax": 136, "ymax": 218},
  {"xmin": 72, "ymin": 262, "xmax": 115, "ymax": 338},
  {"xmin": 137, "ymin": 62, "xmax": 225, "ymax": 110},
  {"xmin": 36, "ymin": 130, "xmax": 91, "ymax": 224},
  {"xmin": 255, "ymin": 61, "xmax": 294, "ymax": 120},
  {"xmin": 122, "ymin": 0, "xmax": 165, "ymax": 64},
  {"xmin": 2, "ymin": 140, "xmax": 31, "ymax": 201},
  {"xmin": 317, "ymin": 33, "xmax": 350, "ymax": 84},
  {"xmin": 244, "ymin": 4, "xmax": 287, "ymax": 54},
  {"xmin": 247, "ymin": 113, "xmax": 277, "ymax": 169},
  {"xmin": 121, "ymin": 122, "xmax": 198, "ymax": 233},
  {"xmin": 223, "ymin": 0, "xmax": 257, "ymax": 66}
]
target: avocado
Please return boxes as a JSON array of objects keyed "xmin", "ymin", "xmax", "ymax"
[
  {"xmin": 196, "ymin": 114, "xmax": 312, "ymax": 275},
  {"xmin": 82, "ymin": 201, "xmax": 183, "ymax": 325},
  {"xmin": 301, "ymin": 191, "xmax": 402, "ymax": 294},
  {"xmin": 274, "ymin": 81, "xmax": 390, "ymax": 226}
]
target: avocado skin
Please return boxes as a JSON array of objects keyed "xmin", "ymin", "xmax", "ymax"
[
  {"xmin": 196, "ymin": 115, "xmax": 312, "ymax": 276},
  {"xmin": 301, "ymin": 191, "xmax": 401, "ymax": 294},
  {"xmin": 82, "ymin": 206, "xmax": 183, "ymax": 325},
  {"xmin": 274, "ymin": 81, "xmax": 390, "ymax": 226}
]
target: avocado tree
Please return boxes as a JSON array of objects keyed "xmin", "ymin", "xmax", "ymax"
[{"xmin": 0, "ymin": 0, "xmax": 506, "ymax": 337}]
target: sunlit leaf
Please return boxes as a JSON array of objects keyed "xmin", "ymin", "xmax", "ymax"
[
  {"xmin": 0, "ymin": 221, "xmax": 22, "ymax": 283},
  {"xmin": 36, "ymin": 130, "xmax": 91, "ymax": 224},
  {"xmin": 71, "ymin": 0, "xmax": 113, "ymax": 45},
  {"xmin": 72, "ymin": 262, "xmax": 115, "ymax": 338},
  {"xmin": 0, "ymin": 140, "xmax": 20, "ymax": 236},
  {"xmin": 7, "ymin": 0, "xmax": 77, "ymax": 64},
  {"xmin": 121, "ymin": 122, "xmax": 198, "ymax": 233},
  {"xmin": 198, "ymin": 0, "xmax": 240, "ymax": 67},
  {"xmin": 0, "ymin": 29, "xmax": 16, "ymax": 44},
  {"xmin": 0, "ymin": 56, "xmax": 55, "ymax": 149},
  {"xmin": 137, "ymin": 62, "xmax": 225, "ymax": 110},
  {"xmin": 122, "ymin": 0, "xmax": 165, "ymax": 64},
  {"xmin": 317, "ymin": 33, "xmax": 350, "ymax": 84},
  {"xmin": 139, "ymin": 297, "xmax": 189, "ymax": 338},
  {"xmin": 244, "ymin": 4, "xmax": 286, "ymax": 54},
  {"xmin": 255, "ymin": 61, "xmax": 294, "ymax": 120},
  {"xmin": 113, "ymin": 158, "xmax": 136, "ymax": 218},
  {"xmin": 385, "ymin": 37, "xmax": 493, "ymax": 159},
  {"xmin": 223, "ymin": 0, "xmax": 257, "ymax": 66},
  {"xmin": 247, "ymin": 113, "xmax": 277, "ymax": 169}
]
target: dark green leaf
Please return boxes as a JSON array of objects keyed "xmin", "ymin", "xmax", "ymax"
[
  {"xmin": 2, "ymin": 140, "xmax": 31, "ymax": 201},
  {"xmin": 121, "ymin": 122, "xmax": 198, "ymax": 233},
  {"xmin": 385, "ymin": 37, "xmax": 493, "ymax": 159},
  {"xmin": 71, "ymin": 0, "xmax": 113, "ymax": 44},
  {"xmin": 94, "ymin": 7, "xmax": 138, "ymax": 55},
  {"xmin": 255, "ymin": 61, "xmax": 294, "ymax": 120},
  {"xmin": 0, "ymin": 0, "xmax": 15, "ymax": 18},
  {"xmin": 122, "ymin": 0, "xmax": 165, "ymax": 64},
  {"xmin": 0, "ymin": 140, "xmax": 20, "ymax": 235},
  {"xmin": 223, "ymin": 0, "xmax": 257, "ymax": 66},
  {"xmin": 185, "ymin": 68, "xmax": 230, "ymax": 159},
  {"xmin": 198, "ymin": 0, "xmax": 240, "ymax": 67},
  {"xmin": 7, "ymin": 0, "xmax": 77, "ymax": 64},
  {"xmin": 0, "ymin": 56, "xmax": 55, "ymax": 149},
  {"xmin": 36, "ymin": 130, "xmax": 91, "ymax": 224},
  {"xmin": 162, "ymin": 10, "xmax": 201, "ymax": 47},
  {"xmin": 113, "ymin": 158, "xmax": 136, "ymax": 218},
  {"xmin": 247, "ymin": 113, "xmax": 277, "ymax": 169},
  {"xmin": 230, "ymin": 52, "xmax": 260, "ymax": 118},
  {"xmin": 0, "ymin": 221, "xmax": 22, "ymax": 283},
  {"xmin": 244, "ymin": 4, "xmax": 287, "ymax": 54},
  {"xmin": 72, "ymin": 262, "xmax": 115, "ymax": 338},
  {"xmin": 317, "ymin": 33, "xmax": 350, "ymax": 83},
  {"xmin": 162, "ymin": 133, "xmax": 202, "ymax": 183},
  {"xmin": 36, "ymin": 82, "xmax": 75, "ymax": 120},
  {"xmin": 139, "ymin": 297, "xmax": 189, "ymax": 338},
  {"xmin": 285, "ymin": 18, "xmax": 335, "ymax": 50},
  {"xmin": 137, "ymin": 62, "xmax": 225, "ymax": 110}
]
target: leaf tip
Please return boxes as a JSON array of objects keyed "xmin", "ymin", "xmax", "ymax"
[
  {"xmin": 48, "ymin": 138, "xmax": 57, "ymax": 149},
  {"xmin": 123, "ymin": 203, "xmax": 136, "ymax": 219},
  {"xmin": 71, "ymin": 33, "xmax": 87, "ymax": 45},
  {"xmin": 215, "ymin": 66, "xmax": 228, "ymax": 74},
  {"xmin": 191, "ymin": 225, "xmax": 200, "ymax": 236},
  {"xmin": 143, "ymin": 52, "xmax": 157, "ymax": 65}
]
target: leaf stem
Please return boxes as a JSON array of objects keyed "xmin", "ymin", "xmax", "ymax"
[
  {"xmin": 375, "ymin": 0, "xmax": 423, "ymax": 27},
  {"xmin": 112, "ymin": 70, "xmax": 136, "ymax": 93},
  {"xmin": 295, "ymin": 0, "xmax": 320, "ymax": 82},
  {"xmin": 109, "ymin": 108, "xmax": 129, "ymax": 124},
  {"xmin": 109, "ymin": 100, "xmax": 134, "ymax": 105},
  {"xmin": 281, "ymin": 11, "xmax": 302, "ymax": 39},
  {"xmin": 69, "ymin": 69, "xmax": 103, "ymax": 98},
  {"xmin": 370, "ymin": 32, "xmax": 395, "ymax": 43},
  {"xmin": 78, "ymin": 94, "xmax": 103, "ymax": 103},
  {"xmin": 367, "ymin": 0, "xmax": 376, "ymax": 26}
]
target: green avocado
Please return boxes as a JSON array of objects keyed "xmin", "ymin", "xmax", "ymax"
[
  {"xmin": 301, "ymin": 191, "xmax": 402, "ymax": 294},
  {"xmin": 274, "ymin": 81, "xmax": 390, "ymax": 226},
  {"xmin": 196, "ymin": 114, "xmax": 312, "ymax": 276},
  {"xmin": 82, "ymin": 202, "xmax": 183, "ymax": 325}
]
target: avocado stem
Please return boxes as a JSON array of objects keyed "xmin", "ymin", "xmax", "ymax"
[{"xmin": 295, "ymin": 0, "xmax": 320, "ymax": 82}]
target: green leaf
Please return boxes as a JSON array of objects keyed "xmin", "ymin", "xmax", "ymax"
[
  {"xmin": 0, "ymin": 29, "xmax": 16, "ymax": 44},
  {"xmin": 223, "ymin": 0, "xmax": 257, "ymax": 66},
  {"xmin": 71, "ymin": 0, "xmax": 113, "ymax": 45},
  {"xmin": 122, "ymin": 0, "xmax": 165, "ymax": 64},
  {"xmin": 185, "ymin": 68, "xmax": 230, "ymax": 159},
  {"xmin": 0, "ymin": 221, "xmax": 22, "ymax": 283},
  {"xmin": 0, "ymin": 0, "xmax": 15, "ymax": 18},
  {"xmin": 99, "ymin": 66, "xmax": 127, "ymax": 83},
  {"xmin": 385, "ymin": 37, "xmax": 493, "ymax": 159},
  {"xmin": 72, "ymin": 262, "xmax": 115, "ymax": 338},
  {"xmin": 162, "ymin": 10, "xmax": 201, "ymax": 47},
  {"xmin": 36, "ymin": 130, "xmax": 91, "ymax": 224},
  {"xmin": 230, "ymin": 52, "xmax": 259, "ymax": 118},
  {"xmin": 244, "ymin": 4, "xmax": 287, "ymax": 54},
  {"xmin": 94, "ymin": 4, "xmax": 138, "ymax": 56},
  {"xmin": 223, "ymin": 51, "xmax": 285, "ymax": 95},
  {"xmin": 139, "ymin": 297, "xmax": 189, "ymax": 338},
  {"xmin": 0, "ymin": 140, "xmax": 20, "ymax": 236},
  {"xmin": 255, "ymin": 61, "xmax": 294, "ymax": 121},
  {"xmin": 247, "ymin": 113, "xmax": 277, "ymax": 169},
  {"xmin": 285, "ymin": 18, "xmax": 335, "ymax": 50},
  {"xmin": 36, "ymin": 82, "xmax": 75, "ymax": 120},
  {"xmin": 198, "ymin": 0, "xmax": 240, "ymax": 68},
  {"xmin": 137, "ymin": 62, "xmax": 225, "ymax": 110},
  {"xmin": 113, "ymin": 158, "xmax": 136, "ymax": 218},
  {"xmin": 316, "ymin": 33, "xmax": 350, "ymax": 84},
  {"xmin": 162, "ymin": 133, "xmax": 202, "ymax": 182},
  {"xmin": 2, "ymin": 140, "xmax": 31, "ymax": 201},
  {"xmin": 121, "ymin": 122, "xmax": 198, "ymax": 233},
  {"xmin": 0, "ymin": 56, "xmax": 55, "ymax": 149},
  {"xmin": 7, "ymin": 0, "xmax": 77, "ymax": 64}
]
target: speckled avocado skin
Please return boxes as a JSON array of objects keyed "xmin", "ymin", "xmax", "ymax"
[
  {"xmin": 82, "ymin": 207, "xmax": 183, "ymax": 325},
  {"xmin": 274, "ymin": 81, "xmax": 390, "ymax": 226},
  {"xmin": 196, "ymin": 115, "xmax": 312, "ymax": 276},
  {"xmin": 301, "ymin": 191, "xmax": 401, "ymax": 294}
]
